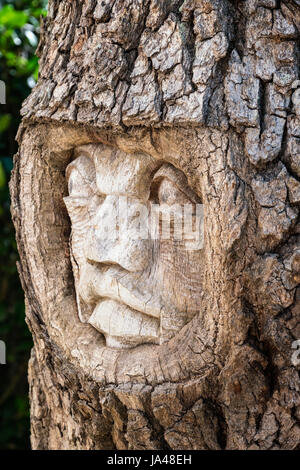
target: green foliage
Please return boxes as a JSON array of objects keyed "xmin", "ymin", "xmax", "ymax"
[
  {"xmin": 0, "ymin": 5, "xmax": 28, "ymax": 28},
  {"xmin": 0, "ymin": 0, "xmax": 47, "ymax": 450}
]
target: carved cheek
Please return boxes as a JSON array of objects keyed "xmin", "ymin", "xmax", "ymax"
[
  {"xmin": 84, "ymin": 195, "xmax": 152, "ymax": 272},
  {"xmin": 63, "ymin": 198, "xmax": 92, "ymax": 268},
  {"xmin": 158, "ymin": 242, "xmax": 204, "ymax": 315}
]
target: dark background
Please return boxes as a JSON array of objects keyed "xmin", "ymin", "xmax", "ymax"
[{"xmin": 0, "ymin": 0, "xmax": 47, "ymax": 450}]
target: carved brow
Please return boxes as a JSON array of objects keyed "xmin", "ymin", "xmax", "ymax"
[
  {"xmin": 152, "ymin": 164, "xmax": 201, "ymax": 204},
  {"xmin": 66, "ymin": 157, "xmax": 97, "ymax": 196}
]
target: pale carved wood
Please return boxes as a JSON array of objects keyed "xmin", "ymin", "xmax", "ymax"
[
  {"xmin": 64, "ymin": 146, "xmax": 204, "ymax": 348},
  {"xmin": 10, "ymin": 0, "xmax": 300, "ymax": 450}
]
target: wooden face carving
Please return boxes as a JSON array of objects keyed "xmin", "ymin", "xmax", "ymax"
[{"xmin": 64, "ymin": 144, "xmax": 204, "ymax": 349}]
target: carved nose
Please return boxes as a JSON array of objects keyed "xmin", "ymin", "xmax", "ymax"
[{"xmin": 85, "ymin": 195, "xmax": 151, "ymax": 272}]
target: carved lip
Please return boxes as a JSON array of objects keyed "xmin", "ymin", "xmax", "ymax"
[
  {"xmin": 88, "ymin": 298, "xmax": 160, "ymax": 348},
  {"xmin": 80, "ymin": 263, "xmax": 162, "ymax": 320}
]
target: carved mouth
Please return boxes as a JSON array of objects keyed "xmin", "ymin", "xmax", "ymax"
[
  {"xmin": 94, "ymin": 265, "xmax": 161, "ymax": 316},
  {"xmin": 78, "ymin": 264, "xmax": 162, "ymax": 348},
  {"xmin": 88, "ymin": 299, "xmax": 160, "ymax": 349}
]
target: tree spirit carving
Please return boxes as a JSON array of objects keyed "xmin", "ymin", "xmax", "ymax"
[{"xmin": 64, "ymin": 145, "xmax": 204, "ymax": 348}]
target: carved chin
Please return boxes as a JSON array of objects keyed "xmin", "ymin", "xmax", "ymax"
[{"xmin": 88, "ymin": 299, "xmax": 160, "ymax": 349}]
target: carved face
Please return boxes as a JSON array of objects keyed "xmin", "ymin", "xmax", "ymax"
[{"xmin": 64, "ymin": 145, "xmax": 204, "ymax": 348}]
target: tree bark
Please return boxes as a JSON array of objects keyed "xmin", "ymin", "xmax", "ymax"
[{"xmin": 10, "ymin": 0, "xmax": 300, "ymax": 450}]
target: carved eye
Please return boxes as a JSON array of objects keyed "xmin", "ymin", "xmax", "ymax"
[
  {"xmin": 150, "ymin": 164, "xmax": 201, "ymax": 206},
  {"xmin": 66, "ymin": 155, "xmax": 96, "ymax": 198},
  {"xmin": 64, "ymin": 155, "xmax": 102, "ymax": 223},
  {"xmin": 149, "ymin": 165, "xmax": 203, "ymax": 248},
  {"xmin": 157, "ymin": 178, "xmax": 193, "ymax": 206},
  {"xmin": 64, "ymin": 194, "xmax": 104, "ymax": 225}
]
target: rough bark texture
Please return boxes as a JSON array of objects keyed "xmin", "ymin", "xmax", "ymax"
[{"xmin": 10, "ymin": 0, "xmax": 300, "ymax": 450}]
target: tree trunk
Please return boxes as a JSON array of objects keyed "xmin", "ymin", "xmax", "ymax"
[{"xmin": 10, "ymin": 0, "xmax": 300, "ymax": 450}]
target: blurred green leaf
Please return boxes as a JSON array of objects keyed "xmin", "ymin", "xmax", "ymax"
[
  {"xmin": 0, "ymin": 113, "xmax": 12, "ymax": 133},
  {"xmin": 0, "ymin": 0, "xmax": 48, "ymax": 451},
  {"xmin": 0, "ymin": 161, "xmax": 6, "ymax": 188},
  {"xmin": 1, "ymin": 156, "xmax": 13, "ymax": 172},
  {"xmin": 0, "ymin": 5, "xmax": 28, "ymax": 28}
]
